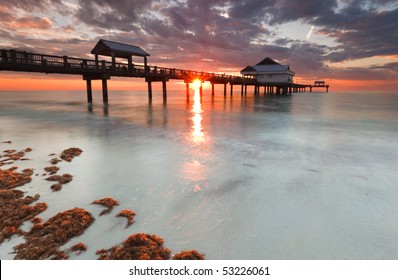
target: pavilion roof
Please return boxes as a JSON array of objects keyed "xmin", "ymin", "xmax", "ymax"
[{"xmin": 91, "ymin": 39, "xmax": 150, "ymax": 58}]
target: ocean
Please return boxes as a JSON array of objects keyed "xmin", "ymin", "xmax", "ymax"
[{"xmin": 1, "ymin": 88, "xmax": 398, "ymax": 259}]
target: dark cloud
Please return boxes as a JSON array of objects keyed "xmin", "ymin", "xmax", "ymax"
[
  {"xmin": 75, "ymin": 0, "xmax": 152, "ymax": 32},
  {"xmin": 268, "ymin": 0, "xmax": 338, "ymax": 24},
  {"xmin": 321, "ymin": 7, "xmax": 398, "ymax": 62},
  {"xmin": 228, "ymin": 0, "xmax": 274, "ymax": 23},
  {"xmin": 369, "ymin": 62, "xmax": 398, "ymax": 73}
]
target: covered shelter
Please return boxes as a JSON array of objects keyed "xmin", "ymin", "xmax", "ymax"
[
  {"xmin": 91, "ymin": 39, "xmax": 150, "ymax": 71},
  {"xmin": 241, "ymin": 57, "xmax": 295, "ymax": 84}
]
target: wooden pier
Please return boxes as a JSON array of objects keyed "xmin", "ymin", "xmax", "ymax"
[
  {"xmin": 0, "ymin": 40, "xmax": 315, "ymax": 103},
  {"xmin": 309, "ymin": 81, "xmax": 329, "ymax": 93}
]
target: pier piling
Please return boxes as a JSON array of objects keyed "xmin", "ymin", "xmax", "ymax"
[
  {"xmin": 102, "ymin": 79, "xmax": 108, "ymax": 103},
  {"xmin": 162, "ymin": 80, "xmax": 167, "ymax": 104},
  {"xmin": 147, "ymin": 81, "xmax": 152, "ymax": 103},
  {"xmin": 186, "ymin": 82, "xmax": 189, "ymax": 102},
  {"xmin": 86, "ymin": 80, "xmax": 93, "ymax": 103}
]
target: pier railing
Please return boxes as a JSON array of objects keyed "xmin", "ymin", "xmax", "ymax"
[{"xmin": 0, "ymin": 49, "xmax": 254, "ymax": 84}]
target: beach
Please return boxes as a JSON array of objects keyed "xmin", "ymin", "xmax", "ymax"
[{"xmin": 1, "ymin": 89, "xmax": 398, "ymax": 259}]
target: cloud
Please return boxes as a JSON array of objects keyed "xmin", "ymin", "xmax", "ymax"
[
  {"xmin": 0, "ymin": 0, "xmax": 397, "ymax": 88},
  {"xmin": 268, "ymin": 0, "xmax": 338, "ymax": 24},
  {"xmin": 6, "ymin": 16, "xmax": 52, "ymax": 29},
  {"xmin": 1, "ymin": 0, "xmax": 69, "ymax": 15},
  {"xmin": 1, "ymin": 0, "xmax": 64, "ymax": 10},
  {"xmin": 74, "ymin": 0, "xmax": 153, "ymax": 32},
  {"xmin": 314, "ymin": 2, "xmax": 398, "ymax": 62}
]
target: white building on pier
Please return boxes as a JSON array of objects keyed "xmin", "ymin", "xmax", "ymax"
[{"xmin": 240, "ymin": 57, "xmax": 295, "ymax": 84}]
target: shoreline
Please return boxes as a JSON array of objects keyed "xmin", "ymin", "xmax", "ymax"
[{"xmin": 0, "ymin": 143, "xmax": 204, "ymax": 260}]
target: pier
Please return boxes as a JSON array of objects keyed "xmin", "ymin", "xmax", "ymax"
[
  {"xmin": 0, "ymin": 40, "xmax": 316, "ymax": 103},
  {"xmin": 309, "ymin": 81, "xmax": 329, "ymax": 93}
]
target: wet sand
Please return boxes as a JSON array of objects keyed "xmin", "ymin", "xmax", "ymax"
[{"xmin": 0, "ymin": 144, "xmax": 204, "ymax": 260}]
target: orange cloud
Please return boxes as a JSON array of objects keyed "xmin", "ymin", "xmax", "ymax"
[{"xmin": 5, "ymin": 16, "xmax": 52, "ymax": 29}]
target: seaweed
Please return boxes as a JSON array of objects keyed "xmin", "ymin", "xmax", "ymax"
[
  {"xmin": 173, "ymin": 250, "xmax": 205, "ymax": 260},
  {"xmin": 60, "ymin": 148, "xmax": 83, "ymax": 162},
  {"xmin": 1, "ymin": 149, "xmax": 29, "ymax": 161},
  {"xmin": 50, "ymin": 158, "xmax": 62, "ymax": 165},
  {"xmin": 13, "ymin": 208, "xmax": 94, "ymax": 259},
  {"xmin": 116, "ymin": 210, "xmax": 136, "ymax": 227},
  {"xmin": 22, "ymin": 168, "xmax": 34, "ymax": 176},
  {"xmin": 69, "ymin": 242, "xmax": 88, "ymax": 255},
  {"xmin": 50, "ymin": 184, "xmax": 62, "ymax": 192},
  {"xmin": 44, "ymin": 166, "xmax": 59, "ymax": 175},
  {"xmin": 92, "ymin": 197, "xmax": 120, "ymax": 216},
  {"xmin": 0, "ymin": 190, "xmax": 47, "ymax": 243},
  {"xmin": 0, "ymin": 168, "xmax": 32, "ymax": 189},
  {"xmin": 45, "ymin": 174, "xmax": 73, "ymax": 184},
  {"xmin": 96, "ymin": 233, "xmax": 171, "ymax": 260}
]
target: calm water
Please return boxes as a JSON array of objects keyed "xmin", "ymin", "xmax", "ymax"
[{"xmin": 1, "ymin": 88, "xmax": 398, "ymax": 259}]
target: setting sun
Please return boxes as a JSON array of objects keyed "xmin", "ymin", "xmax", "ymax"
[{"xmin": 192, "ymin": 79, "xmax": 202, "ymax": 90}]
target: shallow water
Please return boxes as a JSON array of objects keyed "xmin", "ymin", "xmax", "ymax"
[{"xmin": 1, "ymin": 88, "xmax": 398, "ymax": 259}]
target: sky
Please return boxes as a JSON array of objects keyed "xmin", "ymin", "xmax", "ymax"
[{"xmin": 0, "ymin": 0, "xmax": 398, "ymax": 91}]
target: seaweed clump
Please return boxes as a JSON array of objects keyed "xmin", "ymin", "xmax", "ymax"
[
  {"xmin": 44, "ymin": 166, "xmax": 59, "ymax": 175},
  {"xmin": 13, "ymin": 208, "xmax": 94, "ymax": 259},
  {"xmin": 116, "ymin": 210, "xmax": 136, "ymax": 227},
  {"xmin": 0, "ymin": 190, "xmax": 47, "ymax": 243},
  {"xmin": 173, "ymin": 250, "xmax": 205, "ymax": 260},
  {"xmin": 0, "ymin": 168, "xmax": 32, "ymax": 189},
  {"xmin": 50, "ymin": 158, "xmax": 62, "ymax": 165},
  {"xmin": 22, "ymin": 168, "xmax": 34, "ymax": 176},
  {"xmin": 0, "ymin": 148, "xmax": 32, "ymax": 165},
  {"xmin": 60, "ymin": 148, "xmax": 83, "ymax": 162},
  {"xmin": 96, "ymin": 233, "xmax": 171, "ymax": 260},
  {"xmin": 92, "ymin": 197, "xmax": 120, "ymax": 216},
  {"xmin": 69, "ymin": 242, "xmax": 88, "ymax": 254},
  {"xmin": 46, "ymin": 174, "xmax": 73, "ymax": 184},
  {"xmin": 50, "ymin": 184, "xmax": 63, "ymax": 192}
]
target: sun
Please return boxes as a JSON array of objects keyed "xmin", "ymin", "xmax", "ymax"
[{"xmin": 192, "ymin": 79, "xmax": 202, "ymax": 90}]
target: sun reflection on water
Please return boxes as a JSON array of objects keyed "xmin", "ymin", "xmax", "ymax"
[
  {"xmin": 181, "ymin": 81, "xmax": 211, "ymax": 192},
  {"xmin": 191, "ymin": 83, "xmax": 205, "ymax": 144}
]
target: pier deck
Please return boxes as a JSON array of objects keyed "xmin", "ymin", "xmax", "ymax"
[{"xmin": 1, "ymin": 49, "xmax": 312, "ymax": 103}]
